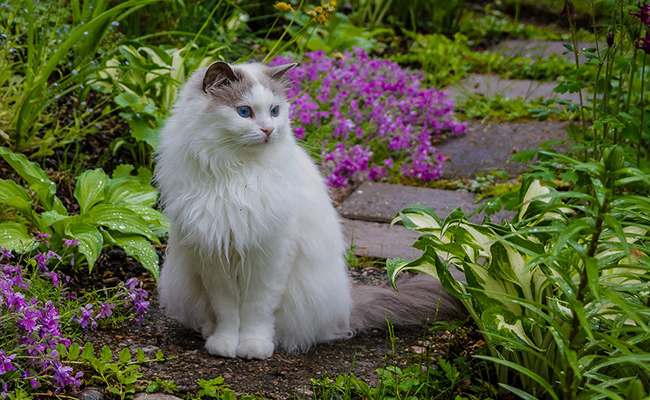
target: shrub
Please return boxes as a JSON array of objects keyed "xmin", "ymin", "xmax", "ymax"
[
  {"xmin": 271, "ymin": 49, "xmax": 466, "ymax": 187},
  {"xmin": 0, "ymin": 147, "xmax": 168, "ymax": 279},
  {"xmin": 388, "ymin": 151, "xmax": 650, "ymax": 399}
]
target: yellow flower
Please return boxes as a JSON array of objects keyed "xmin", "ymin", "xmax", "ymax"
[
  {"xmin": 274, "ymin": 1, "xmax": 293, "ymax": 12},
  {"xmin": 330, "ymin": 0, "xmax": 337, "ymax": 6}
]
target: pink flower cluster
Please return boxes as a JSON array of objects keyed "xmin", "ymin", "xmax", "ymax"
[
  {"xmin": 271, "ymin": 49, "xmax": 466, "ymax": 187},
  {"xmin": 0, "ymin": 240, "xmax": 149, "ymax": 395}
]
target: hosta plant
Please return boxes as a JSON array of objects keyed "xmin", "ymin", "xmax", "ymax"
[
  {"xmin": 388, "ymin": 148, "xmax": 650, "ymax": 399},
  {"xmin": 0, "ymin": 147, "xmax": 168, "ymax": 279}
]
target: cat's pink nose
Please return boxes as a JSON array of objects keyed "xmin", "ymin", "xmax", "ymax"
[{"xmin": 261, "ymin": 127, "xmax": 274, "ymax": 137}]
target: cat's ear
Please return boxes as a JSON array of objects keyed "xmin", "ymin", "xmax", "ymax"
[
  {"xmin": 268, "ymin": 63, "xmax": 297, "ymax": 80},
  {"xmin": 203, "ymin": 61, "xmax": 238, "ymax": 93}
]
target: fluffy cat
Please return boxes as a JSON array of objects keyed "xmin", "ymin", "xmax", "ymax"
[{"xmin": 155, "ymin": 61, "xmax": 466, "ymax": 360}]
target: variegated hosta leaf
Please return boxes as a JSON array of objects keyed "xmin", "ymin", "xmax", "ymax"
[
  {"xmin": 482, "ymin": 307, "xmax": 542, "ymax": 350},
  {"xmin": 391, "ymin": 204, "xmax": 442, "ymax": 232}
]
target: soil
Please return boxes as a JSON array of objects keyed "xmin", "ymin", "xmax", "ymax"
[{"xmin": 78, "ymin": 261, "xmax": 484, "ymax": 400}]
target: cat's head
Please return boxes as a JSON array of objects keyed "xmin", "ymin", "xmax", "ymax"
[{"xmin": 197, "ymin": 61, "xmax": 297, "ymax": 149}]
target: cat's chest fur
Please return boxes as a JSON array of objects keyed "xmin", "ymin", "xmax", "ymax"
[{"xmin": 166, "ymin": 152, "xmax": 300, "ymax": 255}]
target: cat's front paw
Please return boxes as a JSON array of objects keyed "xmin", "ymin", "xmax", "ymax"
[
  {"xmin": 237, "ymin": 339, "xmax": 274, "ymax": 360},
  {"xmin": 205, "ymin": 334, "xmax": 238, "ymax": 358}
]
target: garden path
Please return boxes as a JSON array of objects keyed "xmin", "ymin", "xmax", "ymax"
[{"xmin": 341, "ymin": 39, "xmax": 580, "ymax": 261}]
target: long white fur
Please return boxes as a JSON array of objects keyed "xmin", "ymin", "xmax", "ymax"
[{"xmin": 156, "ymin": 63, "xmax": 352, "ymax": 359}]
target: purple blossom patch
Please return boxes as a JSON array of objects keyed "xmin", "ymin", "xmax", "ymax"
[{"xmin": 270, "ymin": 49, "xmax": 465, "ymax": 187}]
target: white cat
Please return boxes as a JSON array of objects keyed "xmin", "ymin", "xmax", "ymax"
[{"xmin": 155, "ymin": 61, "xmax": 465, "ymax": 360}]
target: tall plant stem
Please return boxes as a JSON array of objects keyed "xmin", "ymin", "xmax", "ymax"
[
  {"xmin": 640, "ymin": 53, "xmax": 647, "ymax": 165},
  {"xmin": 568, "ymin": 14, "xmax": 588, "ymax": 160},
  {"xmin": 181, "ymin": 0, "xmax": 223, "ymax": 68}
]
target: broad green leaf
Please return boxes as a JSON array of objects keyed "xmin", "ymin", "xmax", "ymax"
[
  {"xmin": 112, "ymin": 164, "xmax": 135, "ymax": 178},
  {"xmin": 393, "ymin": 209, "xmax": 441, "ymax": 231},
  {"xmin": 519, "ymin": 180, "xmax": 551, "ymax": 222},
  {"xmin": 119, "ymin": 203, "xmax": 169, "ymax": 237},
  {"xmin": 74, "ymin": 169, "xmax": 109, "ymax": 214},
  {"xmin": 88, "ymin": 204, "xmax": 158, "ymax": 243},
  {"xmin": 0, "ymin": 147, "xmax": 57, "ymax": 210},
  {"xmin": 493, "ymin": 312, "xmax": 541, "ymax": 350},
  {"xmin": 41, "ymin": 210, "xmax": 69, "ymax": 227},
  {"xmin": 0, "ymin": 222, "xmax": 37, "ymax": 253},
  {"xmin": 65, "ymin": 223, "xmax": 103, "ymax": 269},
  {"xmin": 0, "ymin": 179, "xmax": 33, "ymax": 218},
  {"xmin": 104, "ymin": 231, "xmax": 159, "ymax": 280},
  {"xmin": 130, "ymin": 118, "xmax": 160, "ymax": 148},
  {"xmin": 106, "ymin": 177, "xmax": 158, "ymax": 207}
]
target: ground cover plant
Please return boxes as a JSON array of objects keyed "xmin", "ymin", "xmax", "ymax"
[
  {"xmin": 272, "ymin": 49, "xmax": 467, "ymax": 187},
  {"xmin": 0, "ymin": 240, "xmax": 150, "ymax": 397}
]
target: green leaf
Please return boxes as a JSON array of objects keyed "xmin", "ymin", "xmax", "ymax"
[
  {"xmin": 0, "ymin": 147, "xmax": 57, "ymax": 210},
  {"xmin": 393, "ymin": 205, "xmax": 442, "ymax": 231},
  {"xmin": 68, "ymin": 343, "xmax": 81, "ymax": 361},
  {"xmin": 130, "ymin": 118, "xmax": 160, "ymax": 148},
  {"xmin": 104, "ymin": 231, "xmax": 160, "ymax": 280},
  {"xmin": 89, "ymin": 204, "xmax": 158, "ymax": 242},
  {"xmin": 114, "ymin": 91, "xmax": 141, "ymax": 108},
  {"xmin": 118, "ymin": 203, "xmax": 169, "ymax": 237},
  {"xmin": 119, "ymin": 348, "xmax": 131, "ymax": 364},
  {"xmin": 0, "ymin": 179, "xmax": 33, "ymax": 218},
  {"xmin": 100, "ymin": 345, "xmax": 112, "ymax": 363},
  {"xmin": 0, "ymin": 222, "xmax": 37, "ymax": 253},
  {"xmin": 475, "ymin": 355, "xmax": 560, "ymax": 400},
  {"xmin": 106, "ymin": 177, "xmax": 158, "ymax": 207},
  {"xmin": 82, "ymin": 342, "xmax": 95, "ymax": 361},
  {"xmin": 65, "ymin": 223, "xmax": 103, "ymax": 269},
  {"xmin": 74, "ymin": 169, "xmax": 109, "ymax": 214}
]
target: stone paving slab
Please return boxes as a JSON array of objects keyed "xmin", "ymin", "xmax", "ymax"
[
  {"xmin": 340, "ymin": 218, "xmax": 466, "ymax": 281},
  {"xmin": 492, "ymin": 39, "xmax": 596, "ymax": 64},
  {"xmin": 339, "ymin": 182, "xmax": 514, "ymax": 225},
  {"xmin": 436, "ymin": 120, "xmax": 569, "ymax": 179},
  {"xmin": 448, "ymin": 74, "xmax": 584, "ymax": 104},
  {"xmin": 341, "ymin": 218, "xmax": 423, "ymax": 260}
]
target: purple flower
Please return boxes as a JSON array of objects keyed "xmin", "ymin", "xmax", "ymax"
[
  {"xmin": 559, "ymin": 1, "xmax": 575, "ymax": 18},
  {"xmin": 74, "ymin": 304, "xmax": 97, "ymax": 331},
  {"xmin": 97, "ymin": 300, "xmax": 115, "ymax": 318},
  {"xmin": 0, "ymin": 351, "xmax": 16, "ymax": 375},
  {"xmin": 635, "ymin": 32, "xmax": 650, "ymax": 54},
  {"xmin": 630, "ymin": 1, "xmax": 650, "ymax": 27},
  {"xmin": 49, "ymin": 358, "xmax": 82, "ymax": 391},
  {"xmin": 270, "ymin": 49, "xmax": 464, "ymax": 187},
  {"xmin": 34, "ymin": 232, "xmax": 51, "ymax": 247},
  {"xmin": 0, "ymin": 247, "xmax": 12, "ymax": 259},
  {"xmin": 34, "ymin": 251, "xmax": 59, "ymax": 271},
  {"xmin": 125, "ymin": 278, "xmax": 138, "ymax": 289},
  {"xmin": 63, "ymin": 238, "xmax": 80, "ymax": 247}
]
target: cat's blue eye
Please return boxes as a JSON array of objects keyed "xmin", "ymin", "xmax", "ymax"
[
  {"xmin": 237, "ymin": 106, "xmax": 252, "ymax": 118},
  {"xmin": 270, "ymin": 105, "xmax": 280, "ymax": 117}
]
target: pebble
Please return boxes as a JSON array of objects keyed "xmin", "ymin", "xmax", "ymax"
[
  {"xmin": 77, "ymin": 388, "xmax": 106, "ymax": 400},
  {"xmin": 295, "ymin": 387, "xmax": 314, "ymax": 398},
  {"xmin": 134, "ymin": 394, "xmax": 183, "ymax": 400}
]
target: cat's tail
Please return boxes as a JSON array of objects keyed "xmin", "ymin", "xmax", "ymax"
[{"xmin": 349, "ymin": 273, "xmax": 468, "ymax": 333}]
